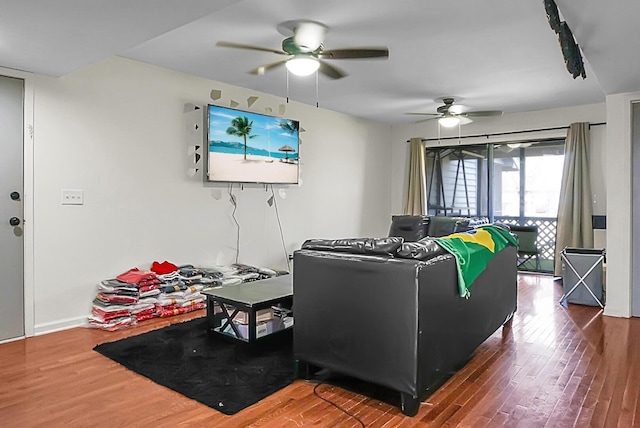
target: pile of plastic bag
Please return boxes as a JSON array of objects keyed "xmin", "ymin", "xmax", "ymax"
[{"xmin": 88, "ymin": 261, "xmax": 286, "ymax": 331}]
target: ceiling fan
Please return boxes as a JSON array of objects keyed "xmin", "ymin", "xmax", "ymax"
[
  {"xmin": 407, "ymin": 97, "xmax": 503, "ymax": 127},
  {"xmin": 216, "ymin": 19, "xmax": 389, "ymax": 79}
]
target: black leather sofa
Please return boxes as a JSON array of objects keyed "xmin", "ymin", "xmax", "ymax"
[
  {"xmin": 388, "ymin": 215, "xmax": 489, "ymax": 241},
  {"xmin": 293, "ymin": 233, "xmax": 517, "ymax": 416}
]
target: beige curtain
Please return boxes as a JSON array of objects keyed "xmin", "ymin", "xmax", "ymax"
[
  {"xmin": 554, "ymin": 122, "xmax": 594, "ymax": 275},
  {"xmin": 404, "ymin": 137, "xmax": 427, "ymax": 215}
]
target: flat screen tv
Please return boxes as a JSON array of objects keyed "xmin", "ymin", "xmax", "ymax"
[{"xmin": 206, "ymin": 104, "xmax": 300, "ymax": 184}]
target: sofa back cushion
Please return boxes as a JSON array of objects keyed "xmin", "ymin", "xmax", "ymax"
[
  {"xmin": 388, "ymin": 215, "xmax": 490, "ymax": 241},
  {"xmin": 388, "ymin": 215, "xmax": 430, "ymax": 242},
  {"xmin": 301, "ymin": 237, "xmax": 404, "ymax": 256},
  {"xmin": 427, "ymin": 216, "xmax": 469, "ymax": 237}
]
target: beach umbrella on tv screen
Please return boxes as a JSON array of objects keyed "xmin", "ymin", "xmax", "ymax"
[{"xmin": 278, "ymin": 145, "xmax": 296, "ymax": 160}]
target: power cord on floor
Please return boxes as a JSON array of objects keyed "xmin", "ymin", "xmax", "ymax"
[{"xmin": 312, "ymin": 381, "xmax": 366, "ymax": 427}]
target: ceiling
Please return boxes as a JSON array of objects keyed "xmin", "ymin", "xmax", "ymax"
[{"xmin": 0, "ymin": 0, "xmax": 636, "ymax": 125}]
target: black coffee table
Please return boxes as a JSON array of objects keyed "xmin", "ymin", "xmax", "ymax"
[{"xmin": 202, "ymin": 275, "xmax": 293, "ymax": 342}]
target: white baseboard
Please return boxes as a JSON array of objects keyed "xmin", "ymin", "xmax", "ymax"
[
  {"xmin": 603, "ymin": 307, "xmax": 631, "ymax": 318},
  {"xmin": 0, "ymin": 335, "xmax": 27, "ymax": 345},
  {"xmin": 34, "ymin": 316, "xmax": 88, "ymax": 336}
]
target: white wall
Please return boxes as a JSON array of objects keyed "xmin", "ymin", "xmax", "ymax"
[
  {"xmin": 605, "ymin": 91, "xmax": 640, "ymax": 318},
  {"xmin": 31, "ymin": 57, "xmax": 392, "ymax": 333},
  {"xmin": 390, "ymin": 103, "xmax": 607, "ymax": 216}
]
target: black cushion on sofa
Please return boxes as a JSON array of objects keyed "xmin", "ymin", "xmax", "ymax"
[
  {"xmin": 388, "ymin": 215, "xmax": 430, "ymax": 242},
  {"xmin": 427, "ymin": 216, "xmax": 468, "ymax": 237},
  {"xmin": 396, "ymin": 238, "xmax": 448, "ymax": 260},
  {"xmin": 301, "ymin": 237, "xmax": 404, "ymax": 256}
]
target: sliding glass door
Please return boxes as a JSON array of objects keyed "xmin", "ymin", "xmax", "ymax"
[
  {"xmin": 425, "ymin": 146, "xmax": 488, "ymax": 217},
  {"xmin": 425, "ymin": 140, "xmax": 564, "ymax": 273}
]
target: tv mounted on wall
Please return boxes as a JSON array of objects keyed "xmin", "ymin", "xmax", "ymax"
[{"xmin": 205, "ymin": 104, "xmax": 300, "ymax": 184}]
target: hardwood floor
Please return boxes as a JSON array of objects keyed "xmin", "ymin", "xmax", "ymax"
[{"xmin": 1, "ymin": 275, "xmax": 639, "ymax": 427}]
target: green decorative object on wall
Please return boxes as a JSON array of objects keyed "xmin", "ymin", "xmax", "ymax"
[
  {"xmin": 558, "ymin": 22, "xmax": 586, "ymax": 79},
  {"xmin": 544, "ymin": 0, "xmax": 561, "ymax": 33}
]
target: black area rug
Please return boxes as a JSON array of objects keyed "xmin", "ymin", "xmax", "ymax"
[{"xmin": 93, "ymin": 317, "xmax": 295, "ymax": 415}]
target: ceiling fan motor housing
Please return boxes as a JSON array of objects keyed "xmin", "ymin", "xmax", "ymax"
[
  {"xmin": 436, "ymin": 98, "xmax": 456, "ymax": 114},
  {"xmin": 282, "ymin": 36, "xmax": 322, "ymax": 55}
]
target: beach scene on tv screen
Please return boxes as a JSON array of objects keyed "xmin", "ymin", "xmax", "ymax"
[{"xmin": 207, "ymin": 105, "xmax": 300, "ymax": 184}]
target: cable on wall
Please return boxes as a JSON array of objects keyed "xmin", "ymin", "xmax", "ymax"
[
  {"xmin": 269, "ymin": 185, "xmax": 292, "ymax": 272},
  {"xmin": 286, "ymin": 70, "xmax": 290, "ymax": 104},
  {"xmin": 228, "ymin": 183, "xmax": 240, "ymax": 264}
]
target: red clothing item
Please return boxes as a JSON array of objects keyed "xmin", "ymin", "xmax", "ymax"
[
  {"xmin": 132, "ymin": 307, "xmax": 156, "ymax": 321},
  {"xmin": 91, "ymin": 306, "xmax": 130, "ymax": 321},
  {"xmin": 96, "ymin": 293, "xmax": 138, "ymax": 304},
  {"xmin": 117, "ymin": 268, "xmax": 157, "ymax": 285},
  {"xmin": 138, "ymin": 282, "xmax": 161, "ymax": 293},
  {"xmin": 134, "ymin": 312, "xmax": 156, "ymax": 322},
  {"xmin": 151, "ymin": 260, "xmax": 179, "ymax": 275},
  {"xmin": 157, "ymin": 302, "xmax": 205, "ymax": 318},
  {"xmin": 138, "ymin": 278, "xmax": 160, "ymax": 287},
  {"xmin": 88, "ymin": 316, "xmax": 136, "ymax": 331}
]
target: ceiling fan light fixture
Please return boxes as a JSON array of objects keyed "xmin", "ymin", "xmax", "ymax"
[
  {"xmin": 438, "ymin": 115, "xmax": 460, "ymax": 128},
  {"xmin": 285, "ymin": 56, "xmax": 320, "ymax": 76}
]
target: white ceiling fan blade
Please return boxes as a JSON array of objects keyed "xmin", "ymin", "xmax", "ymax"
[
  {"xmin": 415, "ymin": 117, "xmax": 440, "ymax": 123},
  {"xmin": 457, "ymin": 115, "xmax": 474, "ymax": 125},
  {"xmin": 248, "ymin": 58, "xmax": 289, "ymax": 75}
]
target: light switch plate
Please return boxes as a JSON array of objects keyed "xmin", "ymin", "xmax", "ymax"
[{"xmin": 61, "ymin": 189, "xmax": 84, "ymax": 205}]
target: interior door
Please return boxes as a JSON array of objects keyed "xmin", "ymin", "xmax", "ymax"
[
  {"xmin": 633, "ymin": 102, "xmax": 640, "ymax": 317},
  {"xmin": 0, "ymin": 75, "xmax": 25, "ymax": 340}
]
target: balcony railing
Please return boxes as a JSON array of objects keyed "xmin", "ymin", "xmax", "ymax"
[{"xmin": 494, "ymin": 216, "xmax": 557, "ymax": 273}]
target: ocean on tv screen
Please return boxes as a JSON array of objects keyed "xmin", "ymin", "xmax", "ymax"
[{"xmin": 209, "ymin": 141, "xmax": 298, "ymax": 160}]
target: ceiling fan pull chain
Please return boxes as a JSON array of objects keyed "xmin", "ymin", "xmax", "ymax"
[
  {"xmin": 316, "ymin": 70, "xmax": 319, "ymax": 108},
  {"xmin": 286, "ymin": 69, "xmax": 290, "ymax": 103}
]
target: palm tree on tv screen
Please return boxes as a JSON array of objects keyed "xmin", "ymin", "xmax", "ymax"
[
  {"xmin": 226, "ymin": 116, "xmax": 257, "ymax": 160},
  {"xmin": 279, "ymin": 119, "xmax": 299, "ymax": 161},
  {"xmin": 279, "ymin": 119, "xmax": 299, "ymax": 135}
]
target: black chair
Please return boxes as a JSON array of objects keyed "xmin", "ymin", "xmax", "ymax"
[{"xmin": 509, "ymin": 225, "xmax": 541, "ymax": 271}]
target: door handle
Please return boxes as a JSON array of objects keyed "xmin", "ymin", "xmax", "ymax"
[
  {"xmin": 10, "ymin": 191, "xmax": 20, "ymax": 201},
  {"xmin": 9, "ymin": 217, "xmax": 20, "ymax": 226}
]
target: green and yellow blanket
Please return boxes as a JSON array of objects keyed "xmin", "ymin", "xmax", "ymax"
[{"xmin": 434, "ymin": 225, "xmax": 518, "ymax": 298}]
